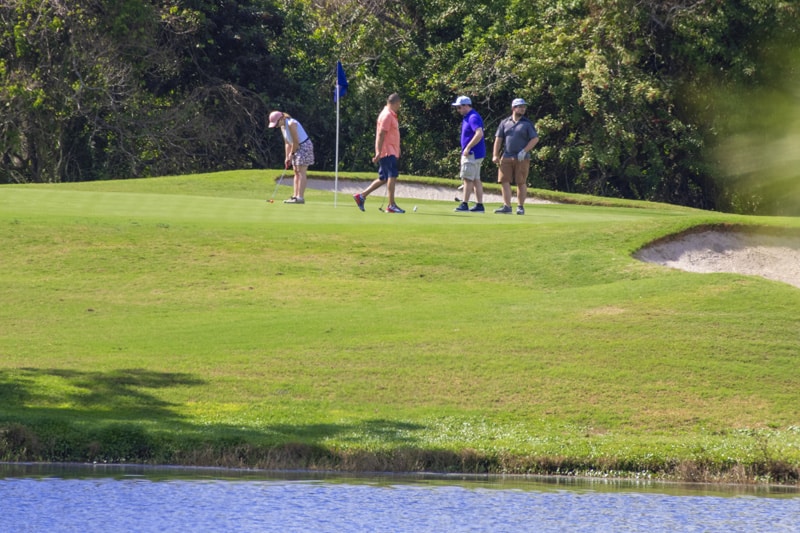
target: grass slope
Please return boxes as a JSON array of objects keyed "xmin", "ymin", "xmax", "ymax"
[{"xmin": 1, "ymin": 170, "xmax": 799, "ymax": 484}]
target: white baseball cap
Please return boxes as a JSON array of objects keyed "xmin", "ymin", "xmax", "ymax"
[
  {"xmin": 511, "ymin": 98, "xmax": 528, "ymax": 107},
  {"xmin": 451, "ymin": 96, "xmax": 472, "ymax": 106}
]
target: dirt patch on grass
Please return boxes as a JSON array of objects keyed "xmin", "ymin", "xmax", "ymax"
[{"xmin": 635, "ymin": 226, "xmax": 800, "ymax": 289}]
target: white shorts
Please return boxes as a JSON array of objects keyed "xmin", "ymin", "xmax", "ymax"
[{"xmin": 460, "ymin": 155, "xmax": 483, "ymax": 181}]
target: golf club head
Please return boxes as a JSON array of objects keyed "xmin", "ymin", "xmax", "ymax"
[{"xmin": 268, "ymin": 168, "xmax": 287, "ymax": 204}]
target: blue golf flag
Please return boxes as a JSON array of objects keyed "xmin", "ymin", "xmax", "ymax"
[{"xmin": 335, "ymin": 61, "xmax": 348, "ymax": 102}]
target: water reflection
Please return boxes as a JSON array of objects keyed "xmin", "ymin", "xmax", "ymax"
[{"xmin": 2, "ymin": 464, "xmax": 798, "ymax": 532}]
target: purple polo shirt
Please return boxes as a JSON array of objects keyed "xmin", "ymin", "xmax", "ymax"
[{"xmin": 461, "ymin": 109, "xmax": 486, "ymax": 159}]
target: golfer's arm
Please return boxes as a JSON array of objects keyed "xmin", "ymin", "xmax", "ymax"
[
  {"xmin": 465, "ymin": 128, "xmax": 484, "ymax": 154},
  {"xmin": 524, "ymin": 137, "xmax": 539, "ymax": 152},
  {"xmin": 493, "ymin": 137, "xmax": 503, "ymax": 159},
  {"xmin": 375, "ymin": 130, "xmax": 386, "ymax": 157},
  {"xmin": 288, "ymin": 123, "xmax": 301, "ymax": 154}
]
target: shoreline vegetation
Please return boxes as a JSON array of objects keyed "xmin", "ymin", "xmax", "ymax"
[
  {"xmin": 3, "ymin": 424, "xmax": 800, "ymax": 486},
  {"xmin": 1, "ymin": 171, "xmax": 799, "ymax": 486}
]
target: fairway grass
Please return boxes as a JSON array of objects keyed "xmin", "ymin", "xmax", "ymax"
[{"xmin": 1, "ymin": 170, "xmax": 799, "ymax": 484}]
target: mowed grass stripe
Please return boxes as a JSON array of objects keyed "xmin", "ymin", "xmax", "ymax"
[
  {"xmin": 1, "ymin": 184, "xmax": 694, "ymax": 227},
  {"xmin": 1, "ymin": 173, "xmax": 799, "ymax": 482}
]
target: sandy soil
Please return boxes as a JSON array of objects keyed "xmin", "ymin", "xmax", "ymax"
[
  {"xmin": 306, "ymin": 177, "xmax": 799, "ymax": 289},
  {"xmin": 306, "ymin": 177, "xmax": 554, "ymax": 204},
  {"xmin": 635, "ymin": 229, "xmax": 800, "ymax": 289}
]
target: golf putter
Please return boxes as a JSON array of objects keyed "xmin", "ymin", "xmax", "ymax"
[
  {"xmin": 267, "ymin": 164, "xmax": 289, "ymax": 203},
  {"xmin": 377, "ymin": 186, "xmax": 388, "ymax": 212}
]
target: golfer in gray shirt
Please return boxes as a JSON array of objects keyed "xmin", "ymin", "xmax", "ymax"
[{"xmin": 492, "ymin": 98, "xmax": 539, "ymax": 215}]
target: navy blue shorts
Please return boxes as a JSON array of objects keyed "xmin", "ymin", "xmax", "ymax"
[{"xmin": 378, "ymin": 155, "xmax": 399, "ymax": 180}]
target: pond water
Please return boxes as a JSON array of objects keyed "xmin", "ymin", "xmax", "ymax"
[{"xmin": 2, "ymin": 464, "xmax": 798, "ymax": 532}]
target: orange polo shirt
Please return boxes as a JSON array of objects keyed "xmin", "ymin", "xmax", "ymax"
[{"xmin": 376, "ymin": 106, "xmax": 401, "ymax": 158}]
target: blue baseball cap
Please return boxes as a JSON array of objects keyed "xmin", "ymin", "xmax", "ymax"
[
  {"xmin": 511, "ymin": 98, "xmax": 528, "ymax": 107},
  {"xmin": 451, "ymin": 96, "xmax": 472, "ymax": 106}
]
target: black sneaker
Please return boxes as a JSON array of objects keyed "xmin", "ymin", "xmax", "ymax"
[
  {"xmin": 454, "ymin": 202, "xmax": 469, "ymax": 212},
  {"xmin": 469, "ymin": 203, "xmax": 485, "ymax": 212},
  {"xmin": 494, "ymin": 205, "xmax": 512, "ymax": 214},
  {"xmin": 516, "ymin": 206, "xmax": 524, "ymax": 215}
]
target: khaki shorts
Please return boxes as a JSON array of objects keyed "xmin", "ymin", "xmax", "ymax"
[
  {"xmin": 498, "ymin": 158, "xmax": 530, "ymax": 186},
  {"xmin": 460, "ymin": 155, "xmax": 484, "ymax": 182}
]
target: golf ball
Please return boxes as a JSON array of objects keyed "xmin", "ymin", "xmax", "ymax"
[{"xmin": 413, "ymin": 206, "xmax": 418, "ymax": 212}]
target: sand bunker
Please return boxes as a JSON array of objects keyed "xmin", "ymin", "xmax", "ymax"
[
  {"xmin": 305, "ymin": 177, "xmax": 554, "ymax": 204},
  {"xmin": 307, "ymin": 177, "xmax": 799, "ymax": 289},
  {"xmin": 635, "ymin": 228, "xmax": 800, "ymax": 289}
]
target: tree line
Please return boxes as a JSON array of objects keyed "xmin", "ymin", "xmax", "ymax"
[{"xmin": 1, "ymin": 0, "xmax": 798, "ymax": 213}]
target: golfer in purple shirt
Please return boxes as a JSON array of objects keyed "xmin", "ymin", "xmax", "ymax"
[{"xmin": 452, "ymin": 96, "xmax": 486, "ymax": 213}]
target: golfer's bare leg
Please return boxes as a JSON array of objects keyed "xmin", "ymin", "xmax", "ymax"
[
  {"xmin": 296, "ymin": 166, "xmax": 308, "ymax": 198},
  {"xmin": 361, "ymin": 178, "xmax": 385, "ymax": 198},
  {"xmin": 387, "ymin": 177, "xmax": 397, "ymax": 205},
  {"xmin": 517, "ymin": 182, "xmax": 527, "ymax": 207},
  {"xmin": 501, "ymin": 182, "xmax": 512, "ymax": 207},
  {"xmin": 463, "ymin": 180, "xmax": 472, "ymax": 203},
  {"xmin": 475, "ymin": 179, "xmax": 484, "ymax": 204}
]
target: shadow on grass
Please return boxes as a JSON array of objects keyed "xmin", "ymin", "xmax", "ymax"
[
  {"xmin": 0, "ymin": 367, "xmax": 456, "ymax": 471},
  {"xmin": 2, "ymin": 368, "xmax": 798, "ymax": 482},
  {"xmin": 7, "ymin": 367, "xmax": 205, "ymax": 416}
]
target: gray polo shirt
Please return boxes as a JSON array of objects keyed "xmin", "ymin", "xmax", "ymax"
[{"xmin": 495, "ymin": 116, "xmax": 538, "ymax": 158}]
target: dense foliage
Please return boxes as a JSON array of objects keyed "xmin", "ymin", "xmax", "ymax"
[{"xmin": 1, "ymin": 0, "xmax": 798, "ymax": 212}]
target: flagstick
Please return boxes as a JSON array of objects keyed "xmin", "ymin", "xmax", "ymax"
[{"xmin": 334, "ymin": 83, "xmax": 340, "ymax": 208}]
